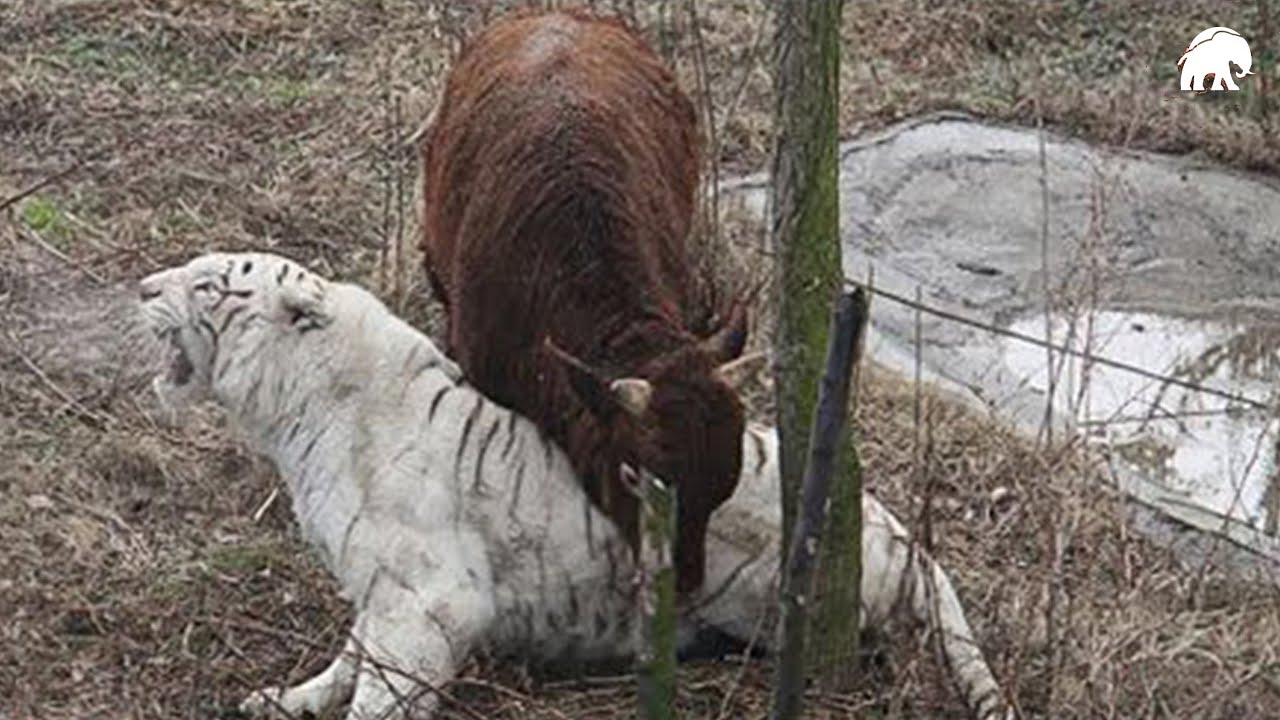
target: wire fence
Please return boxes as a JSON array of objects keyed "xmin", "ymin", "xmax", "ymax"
[
  {"xmin": 843, "ymin": 275, "xmax": 1280, "ymax": 553},
  {"xmin": 843, "ymin": 278, "xmax": 1273, "ymax": 412}
]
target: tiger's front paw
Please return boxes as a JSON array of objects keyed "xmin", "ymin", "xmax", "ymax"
[
  {"xmin": 241, "ymin": 679, "xmax": 346, "ymax": 719},
  {"xmin": 238, "ymin": 686, "xmax": 288, "ymax": 718}
]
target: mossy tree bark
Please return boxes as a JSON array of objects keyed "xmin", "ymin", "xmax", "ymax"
[
  {"xmin": 634, "ymin": 469, "xmax": 677, "ymax": 720},
  {"xmin": 767, "ymin": 0, "xmax": 862, "ymax": 695}
]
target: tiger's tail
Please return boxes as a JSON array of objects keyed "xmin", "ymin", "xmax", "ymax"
[{"xmin": 864, "ymin": 496, "xmax": 1010, "ymax": 720}]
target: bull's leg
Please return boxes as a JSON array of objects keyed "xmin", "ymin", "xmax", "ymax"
[{"xmin": 240, "ymin": 636, "xmax": 359, "ymax": 718}]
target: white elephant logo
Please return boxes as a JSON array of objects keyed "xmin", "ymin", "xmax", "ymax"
[{"xmin": 1178, "ymin": 27, "xmax": 1254, "ymax": 92}]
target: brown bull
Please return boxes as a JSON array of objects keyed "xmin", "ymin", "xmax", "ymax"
[{"xmin": 420, "ymin": 7, "xmax": 750, "ymax": 595}]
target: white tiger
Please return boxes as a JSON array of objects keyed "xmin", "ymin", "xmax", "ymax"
[{"xmin": 137, "ymin": 251, "xmax": 1010, "ymax": 720}]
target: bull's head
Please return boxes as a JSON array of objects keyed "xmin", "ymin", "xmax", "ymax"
[
  {"xmin": 543, "ymin": 300, "xmax": 763, "ymax": 593},
  {"xmin": 543, "ymin": 300, "xmax": 759, "ymax": 419}
]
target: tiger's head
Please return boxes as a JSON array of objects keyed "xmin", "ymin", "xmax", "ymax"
[{"xmin": 137, "ymin": 252, "xmax": 332, "ymax": 411}]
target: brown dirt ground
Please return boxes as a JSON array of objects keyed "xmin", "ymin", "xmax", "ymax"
[{"xmin": 2, "ymin": 1, "xmax": 1279, "ymax": 718}]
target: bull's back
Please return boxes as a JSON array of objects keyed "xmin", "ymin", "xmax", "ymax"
[{"xmin": 420, "ymin": 9, "xmax": 701, "ymax": 352}]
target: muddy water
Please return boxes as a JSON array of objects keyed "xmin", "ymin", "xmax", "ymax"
[{"xmin": 1000, "ymin": 311, "xmax": 1279, "ymax": 532}]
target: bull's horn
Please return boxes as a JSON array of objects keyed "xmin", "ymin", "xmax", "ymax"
[
  {"xmin": 713, "ymin": 350, "xmax": 769, "ymax": 388},
  {"xmin": 609, "ymin": 378, "xmax": 653, "ymax": 418}
]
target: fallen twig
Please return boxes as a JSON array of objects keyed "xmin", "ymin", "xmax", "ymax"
[
  {"xmin": 251, "ymin": 487, "xmax": 280, "ymax": 523},
  {"xmin": 0, "ymin": 148, "xmax": 108, "ymax": 213},
  {"xmin": 14, "ymin": 224, "xmax": 107, "ymax": 285},
  {"xmin": 4, "ymin": 330, "xmax": 113, "ymax": 427}
]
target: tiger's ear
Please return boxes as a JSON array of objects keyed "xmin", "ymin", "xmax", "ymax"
[{"xmin": 278, "ymin": 275, "xmax": 332, "ymax": 332}]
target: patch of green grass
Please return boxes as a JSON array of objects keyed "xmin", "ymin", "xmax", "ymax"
[
  {"xmin": 21, "ymin": 196, "xmax": 62, "ymax": 231},
  {"xmin": 146, "ymin": 568, "xmax": 196, "ymax": 605},
  {"xmin": 264, "ymin": 77, "xmax": 319, "ymax": 102},
  {"xmin": 19, "ymin": 196, "xmax": 73, "ymax": 249},
  {"xmin": 61, "ymin": 34, "xmax": 161, "ymax": 90},
  {"xmin": 63, "ymin": 35, "xmax": 123, "ymax": 71},
  {"xmin": 59, "ymin": 30, "xmax": 222, "ymax": 90},
  {"xmin": 207, "ymin": 542, "xmax": 280, "ymax": 573},
  {"xmin": 233, "ymin": 74, "xmax": 329, "ymax": 104}
]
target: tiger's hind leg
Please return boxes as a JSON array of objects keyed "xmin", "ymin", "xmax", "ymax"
[
  {"xmin": 344, "ymin": 555, "xmax": 496, "ymax": 719},
  {"xmin": 240, "ymin": 636, "xmax": 359, "ymax": 718}
]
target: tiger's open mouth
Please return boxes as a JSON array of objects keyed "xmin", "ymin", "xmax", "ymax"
[{"xmin": 159, "ymin": 328, "xmax": 194, "ymax": 386}]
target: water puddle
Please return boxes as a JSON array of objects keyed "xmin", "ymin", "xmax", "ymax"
[{"xmin": 999, "ymin": 311, "xmax": 1280, "ymax": 534}]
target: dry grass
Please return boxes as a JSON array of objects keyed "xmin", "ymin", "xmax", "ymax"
[{"xmin": 3, "ymin": 1, "xmax": 1280, "ymax": 718}]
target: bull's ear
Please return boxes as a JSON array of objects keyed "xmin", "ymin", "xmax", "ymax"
[
  {"xmin": 544, "ymin": 338, "xmax": 612, "ymax": 416},
  {"xmin": 542, "ymin": 338, "xmax": 645, "ymax": 417},
  {"xmin": 699, "ymin": 298, "xmax": 749, "ymax": 363},
  {"xmin": 279, "ymin": 275, "xmax": 332, "ymax": 331}
]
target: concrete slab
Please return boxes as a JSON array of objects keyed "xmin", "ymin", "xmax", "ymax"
[{"xmin": 722, "ymin": 112, "xmax": 1280, "ymax": 572}]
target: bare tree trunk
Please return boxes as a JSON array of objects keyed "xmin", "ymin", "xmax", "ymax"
[
  {"xmin": 768, "ymin": 0, "xmax": 861, "ymax": 694},
  {"xmin": 769, "ymin": 289, "xmax": 868, "ymax": 720}
]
